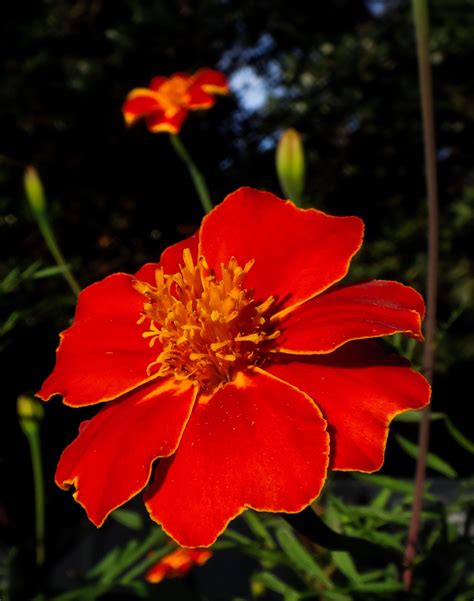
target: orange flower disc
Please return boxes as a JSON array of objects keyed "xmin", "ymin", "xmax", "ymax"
[{"xmin": 38, "ymin": 187, "xmax": 431, "ymax": 547}]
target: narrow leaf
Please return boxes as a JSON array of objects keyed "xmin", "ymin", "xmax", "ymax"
[
  {"xmin": 243, "ymin": 510, "xmax": 275, "ymax": 548},
  {"xmin": 446, "ymin": 419, "xmax": 474, "ymax": 454},
  {"xmin": 110, "ymin": 508, "xmax": 144, "ymax": 530},
  {"xmin": 395, "ymin": 434, "xmax": 458, "ymax": 478},
  {"xmin": 331, "ymin": 551, "xmax": 361, "ymax": 585},
  {"xmin": 395, "ymin": 410, "xmax": 446, "ymax": 423},
  {"xmin": 276, "ymin": 527, "xmax": 333, "ymax": 588}
]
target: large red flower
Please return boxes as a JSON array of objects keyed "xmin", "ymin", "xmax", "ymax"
[
  {"xmin": 38, "ymin": 188, "xmax": 430, "ymax": 547},
  {"xmin": 122, "ymin": 68, "xmax": 228, "ymax": 134}
]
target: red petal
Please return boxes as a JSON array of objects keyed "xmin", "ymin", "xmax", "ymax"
[
  {"xmin": 146, "ymin": 108, "xmax": 187, "ymax": 134},
  {"xmin": 134, "ymin": 231, "xmax": 199, "ymax": 284},
  {"xmin": 266, "ymin": 341, "xmax": 431, "ymax": 472},
  {"xmin": 149, "ymin": 76, "xmax": 167, "ymax": 91},
  {"xmin": 277, "ymin": 280, "xmax": 425, "ymax": 354},
  {"xmin": 187, "ymin": 84, "xmax": 216, "ymax": 109},
  {"xmin": 145, "ymin": 369, "xmax": 329, "ymax": 547},
  {"xmin": 38, "ymin": 273, "xmax": 159, "ymax": 407},
  {"xmin": 191, "ymin": 68, "xmax": 228, "ymax": 94},
  {"xmin": 122, "ymin": 89, "xmax": 160, "ymax": 125},
  {"xmin": 55, "ymin": 378, "xmax": 197, "ymax": 527},
  {"xmin": 199, "ymin": 188, "xmax": 364, "ymax": 313}
]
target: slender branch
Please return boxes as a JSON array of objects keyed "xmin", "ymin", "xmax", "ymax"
[
  {"xmin": 403, "ymin": 0, "xmax": 439, "ymax": 589},
  {"xmin": 169, "ymin": 134, "xmax": 213, "ymax": 214}
]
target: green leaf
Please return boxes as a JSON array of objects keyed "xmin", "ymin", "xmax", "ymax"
[
  {"xmin": 331, "ymin": 551, "xmax": 361, "ymax": 585},
  {"xmin": 395, "ymin": 434, "xmax": 458, "ymax": 478},
  {"xmin": 0, "ymin": 311, "xmax": 21, "ymax": 336},
  {"xmin": 395, "ymin": 410, "xmax": 446, "ymax": 423},
  {"xmin": 243, "ymin": 510, "xmax": 275, "ymax": 548},
  {"xmin": 223, "ymin": 528, "xmax": 253, "ymax": 545},
  {"xmin": 32, "ymin": 264, "xmax": 72, "ymax": 279},
  {"xmin": 353, "ymin": 473, "xmax": 435, "ymax": 500},
  {"xmin": 253, "ymin": 571, "xmax": 301, "ymax": 598},
  {"xmin": 110, "ymin": 508, "xmax": 144, "ymax": 530},
  {"xmin": 370, "ymin": 488, "xmax": 391, "ymax": 510},
  {"xmin": 321, "ymin": 591, "xmax": 352, "ymax": 601},
  {"xmin": 86, "ymin": 547, "xmax": 122, "ymax": 579},
  {"xmin": 446, "ymin": 419, "xmax": 474, "ymax": 454},
  {"xmin": 275, "ymin": 527, "xmax": 333, "ymax": 588},
  {"xmin": 353, "ymin": 581, "xmax": 403, "ymax": 593}
]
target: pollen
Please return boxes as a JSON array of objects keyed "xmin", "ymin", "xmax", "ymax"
[{"xmin": 133, "ymin": 249, "xmax": 280, "ymax": 389}]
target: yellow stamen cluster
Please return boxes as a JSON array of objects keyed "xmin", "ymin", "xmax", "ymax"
[
  {"xmin": 134, "ymin": 249, "xmax": 280, "ymax": 389},
  {"xmin": 158, "ymin": 77, "xmax": 190, "ymax": 113}
]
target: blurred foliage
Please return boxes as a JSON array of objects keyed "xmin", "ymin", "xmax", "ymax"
[{"xmin": 1, "ymin": 0, "xmax": 473, "ymax": 599}]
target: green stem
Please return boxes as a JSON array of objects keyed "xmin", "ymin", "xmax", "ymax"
[
  {"xmin": 26, "ymin": 429, "xmax": 45, "ymax": 567},
  {"xmin": 36, "ymin": 214, "xmax": 81, "ymax": 297},
  {"xmin": 404, "ymin": 0, "xmax": 439, "ymax": 590},
  {"xmin": 169, "ymin": 134, "xmax": 213, "ymax": 214}
]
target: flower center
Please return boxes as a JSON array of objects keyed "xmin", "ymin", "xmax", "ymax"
[
  {"xmin": 133, "ymin": 249, "xmax": 280, "ymax": 390},
  {"xmin": 158, "ymin": 77, "xmax": 190, "ymax": 112}
]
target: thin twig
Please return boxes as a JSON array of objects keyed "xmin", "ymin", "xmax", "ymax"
[{"xmin": 403, "ymin": 0, "xmax": 439, "ymax": 590}]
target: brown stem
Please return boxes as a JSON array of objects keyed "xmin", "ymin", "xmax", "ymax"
[{"xmin": 403, "ymin": 0, "xmax": 439, "ymax": 590}]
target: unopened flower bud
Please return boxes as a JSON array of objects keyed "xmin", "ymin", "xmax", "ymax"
[{"xmin": 276, "ymin": 128, "xmax": 305, "ymax": 206}]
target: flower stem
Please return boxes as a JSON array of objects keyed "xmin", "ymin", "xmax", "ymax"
[
  {"xmin": 28, "ymin": 430, "xmax": 46, "ymax": 567},
  {"xmin": 169, "ymin": 134, "xmax": 213, "ymax": 214},
  {"xmin": 36, "ymin": 213, "xmax": 82, "ymax": 297},
  {"xmin": 403, "ymin": 0, "xmax": 439, "ymax": 590},
  {"xmin": 24, "ymin": 167, "xmax": 81, "ymax": 297}
]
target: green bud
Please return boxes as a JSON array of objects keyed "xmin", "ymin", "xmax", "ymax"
[
  {"xmin": 17, "ymin": 395, "xmax": 44, "ymax": 436},
  {"xmin": 276, "ymin": 128, "xmax": 305, "ymax": 207},
  {"xmin": 24, "ymin": 166, "xmax": 47, "ymax": 216},
  {"xmin": 250, "ymin": 578, "xmax": 266, "ymax": 597}
]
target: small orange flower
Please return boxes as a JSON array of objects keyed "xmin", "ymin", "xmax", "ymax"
[
  {"xmin": 38, "ymin": 188, "xmax": 430, "ymax": 548},
  {"xmin": 146, "ymin": 548, "xmax": 212, "ymax": 584},
  {"xmin": 122, "ymin": 68, "xmax": 228, "ymax": 134}
]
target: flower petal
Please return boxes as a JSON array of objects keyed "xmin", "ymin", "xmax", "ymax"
[
  {"xmin": 199, "ymin": 188, "xmax": 364, "ymax": 313},
  {"xmin": 276, "ymin": 280, "xmax": 425, "ymax": 354},
  {"xmin": 37, "ymin": 273, "xmax": 159, "ymax": 407},
  {"xmin": 187, "ymin": 85, "xmax": 216, "ymax": 109},
  {"xmin": 146, "ymin": 108, "xmax": 187, "ymax": 134},
  {"xmin": 122, "ymin": 89, "xmax": 161, "ymax": 125},
  {"xmin": 134, "ymin": 231, "xmax": 199, "ymax": 285},
  {"xmin": 146, "ymin": 548, "xmax": 212, "ymax": 583},
  {"xmin": 55, "ymin": 378, "xmax": 197, "ymax": 527},
  {"xmin": 149, "ymin": 76, "xmax": 167, "ymax": 91},
  {"xmin": 145, "ymin": 368, "xmax": 329, "ymax": 547},
  {"xmin": 266, "ymin": 341, "xmax": 431, "ymax": 473},
  {"xmin": 191, "ymin": 68, "xmax": 228, "ymax": 94}
]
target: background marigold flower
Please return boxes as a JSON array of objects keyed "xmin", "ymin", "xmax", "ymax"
[
  {"xmin": 146, "ymin": 547, "xmax": 212, "ymax": 584},
  {"xmin": 122, "ymin": 68, "xmax": 228, "ymax": 134},
  {"xmin": 38, "ymin": 187, "xmax": 430, "ymax": 548}
]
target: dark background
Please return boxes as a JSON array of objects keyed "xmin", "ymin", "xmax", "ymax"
[{"xmin": 1, "ymin": 0, "xmax": 473, "ymax": 597}]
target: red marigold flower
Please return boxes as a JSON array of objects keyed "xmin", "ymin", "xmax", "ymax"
[
  {"xmin": 145, "ymin": 547, "xmax": 212, "ymax": 584},
  {"xmin": 38, "ymin": 187, "xmax": 430, "ymax": 548},
  {"xmin": 122, "ymin": 68, "xmax": 228, "ymax": 134}
]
